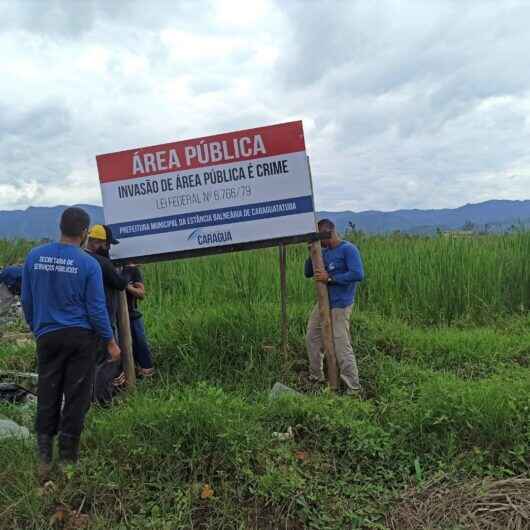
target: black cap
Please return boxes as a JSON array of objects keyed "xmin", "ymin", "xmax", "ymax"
[{"xmin": 103, "ymin": 224, "xmax": 120, "ymax": 245}]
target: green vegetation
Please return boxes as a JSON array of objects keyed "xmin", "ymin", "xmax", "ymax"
[
  {"xmin": 0, "ymin": 239, "xmax": 33, "ymax": 267},
  {"xmin": 1, "ymin": 233, "xmax": 529, "ymax": 529}
]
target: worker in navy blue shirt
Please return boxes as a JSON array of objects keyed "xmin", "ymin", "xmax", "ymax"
[
  {"xmin": 0, "ymin": 264, "xmax": 23, "ymax": 324},
  {"xmin": 304, "ymin": 218, "xmax": 364, "ymax": 396},
  {"xmin": 21, "ymin": 207, "xmax": 121, "ymax": 481},
  {"xmin": 0, "ymin": 264, "xmax": 23, "ymax": 295},
  {"xmin": 122, "ymin": 263, "xmax": 155, "ymax": 377}
]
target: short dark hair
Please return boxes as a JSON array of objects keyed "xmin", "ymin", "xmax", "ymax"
[
  {"xmin": 317, "ymin": 218, "xmax": 335, "ymax": 232},
  {"xmin": 60, "ymin": 207, "xmax": 90, "ymax": 238}
]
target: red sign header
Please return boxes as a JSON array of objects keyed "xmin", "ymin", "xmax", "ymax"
[{"xmin": 96, "ymin": 121, "xmax": 306, "ymax": 183}]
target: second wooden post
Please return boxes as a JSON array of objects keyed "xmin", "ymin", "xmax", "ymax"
[
  {"xmin": 117, "ymin": 290, "xmax": 136, "ymax": 388},
  {"xmin": 279, "ymin": 244, "xmax": 288, "ymax": 354}
]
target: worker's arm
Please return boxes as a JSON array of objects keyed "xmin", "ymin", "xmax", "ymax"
[
  {"xmin": 125, "ymin": 266, "xmax": 145, "ymax": 299},
  {"xmin": 99, "ymin": 258, "xmax": 128, "ymax": 291},
  {"xmin": 330, "ymin": 245, "xmax": 364, "ymax": 285},
  {"xmin": 126, "ymin": 282, "xmax": 145, "ymax": 300},
  {"xmin": 20, "ymin": 260, "xmax": 33, "ymax": 331}
]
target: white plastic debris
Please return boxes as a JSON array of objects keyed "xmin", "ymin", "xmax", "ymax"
[
  {"xmin": 269, "ymin": 382, "xmax": 301, "ymax": 399},
  {"xmin": 0, "ymin": 418, "xmax": 30, "ymax": 440},
  {"xmin": 272, "ymin": 426, "xmax": 294, "ymax": 441}
]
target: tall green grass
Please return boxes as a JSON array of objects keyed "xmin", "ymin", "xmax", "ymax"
[
  {"xmin": 0, "ymin": 239, "xmax": 34, "ymax": 267},
  {"xmin": 359, "ymin": 232, "xmax": 529, "ymax": 323},
  {"xmin": 142, "ymin": 231, "xmax": 530, "ymax": 326},
  {"xmin": 2, "ymin": 232, "xmax": 528, "ymax": 324},
  {"xmin": 0, "ymin": 233, "xmax": 529, "ymax": 529}
]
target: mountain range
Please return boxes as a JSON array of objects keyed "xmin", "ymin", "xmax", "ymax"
[
  {"xmin": 0, "ymin": 204, "xmax": 105, "ymax": 240},
  {"xmin": 319, "ymin": 199, "xmax": 530, "ymax": 234},
  {"xmin": 0, "ymin": 200, "xmax": 529, "ymax": 240}
]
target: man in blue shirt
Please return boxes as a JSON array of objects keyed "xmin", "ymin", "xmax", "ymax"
[
  {"xmin": 304, "ymin": 219, "xmax": 364, "ymax": 396},
  {"xmin": 21, "ymin": 207, "xmax": 121, "ymax": 480}
]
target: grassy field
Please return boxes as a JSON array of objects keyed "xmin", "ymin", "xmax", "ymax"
[{"xmin": 0, "ymin": 233, "xmax": 529, "ymax": 529}]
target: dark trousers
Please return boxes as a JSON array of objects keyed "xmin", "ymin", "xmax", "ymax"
[
  {"xmin": 93, "ymin": 340, "xmax": 122, "ymax": 406},
  {"xmin": 36, "ymin": 327, "xmax": 96, "ymax": 437},
  {"xmin": 130, "ymin": 316, "xmax": 153, "ymax": 369}
]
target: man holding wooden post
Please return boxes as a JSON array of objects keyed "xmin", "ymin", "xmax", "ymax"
[{"xmin": 305, "ymin": 219, "xmax": 365, "ymax": 396}]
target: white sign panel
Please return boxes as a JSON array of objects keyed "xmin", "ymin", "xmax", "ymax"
[{"xmin": 96, "ymin": 121, "xmax": 315, "ymax": 260}]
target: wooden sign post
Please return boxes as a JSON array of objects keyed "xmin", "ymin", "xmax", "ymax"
[
  {"xmin": 309, "ymin": 240, "xmax": 338, "ymax": 390},
  {"xmin": 117, "ymin": 290, "xmax": 136, "ymax": 388},
  {"xmin": 279, "ymin": 244, "xmax": 288, "ymax": 354}
]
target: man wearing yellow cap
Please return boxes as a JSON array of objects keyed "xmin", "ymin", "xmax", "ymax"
[
  {"xmin": 86, "ymin": 224, "xmax": 127, "ymax": 330},
  {"xmin": 87, "ymin": 224, "xmax": 112, "ymax": 246},
  {"xmin": 86, "ymin": 224, "xmax": 128, "ymax": 402}
]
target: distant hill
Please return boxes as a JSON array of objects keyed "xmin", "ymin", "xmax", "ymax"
[
  {"xmin": 318, "ymin": 199, "xmax": 530, "ymax": 234},
  {"xmin": 0, "ymin": 204, "xmax": 104, "ymax": 240},
  {"xmin": 0, "ymin": 199, "xmax": 528, "ymax": 240}
]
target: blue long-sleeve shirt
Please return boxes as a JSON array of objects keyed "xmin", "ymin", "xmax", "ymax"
[
  {"xmin": 0, "ymin": 265, "xmax": 23, "ymax": 294},
  {"xmin": 21, "ymin": 242, "xmax": 113, "ymax": 341},
  {"xmin": 305, "ymin": 241, "xmax": 364, "ymax": 308}
]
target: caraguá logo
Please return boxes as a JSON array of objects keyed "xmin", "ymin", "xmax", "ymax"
[{"xmin": 187, "ymin": 228, "xmax": 233, "ymax": 246}]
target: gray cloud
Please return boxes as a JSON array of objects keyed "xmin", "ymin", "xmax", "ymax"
[
  {"xmin": 0, "ymin": 101, "xmax": 73, "ymax": 196},
  {"xmin": 0, "ymin": 0, "xmax": 529, "ymax": 211},
  {"xmin": 272, "ymin": 0, "xmax": 530, "ymax": 209},
  {"xmin": 0, "ymin": 0, "xmax": 97, "ymax": 38},
  {"xmin": 0, "ymin": 101, "xmax": 71, "ymax": 140}
]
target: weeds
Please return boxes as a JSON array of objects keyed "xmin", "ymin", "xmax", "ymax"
[{"xmin": 0, "ymin": 234, "xmax": 529, "ymax": 528}]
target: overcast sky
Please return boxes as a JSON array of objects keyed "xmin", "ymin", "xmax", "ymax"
[{"xmin": 1, "ymin": 0, "xmax": 529, "ymax": 212}]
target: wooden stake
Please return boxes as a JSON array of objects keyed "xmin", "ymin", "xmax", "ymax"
[
  {"xmin": 117, "ymin": 290, "xmax": 136, "ymax": 388},
  {"xmin": 279, "ymin": 244, "xmax": 288, "ymax": 354},
  {"xmin": 310, "ymin": 241, "xmax": 338, "ymax": 390}
]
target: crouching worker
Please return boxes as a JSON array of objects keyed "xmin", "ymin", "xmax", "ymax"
[
  {"xmin": 0, "ymin": 264, "xmax": 23, "ymax": 325},
  {"xmin": 0, "ymin": 264, "xmax": 22, "ymax": 295},
  {"xmin": 304, "ymin": 219, "xmax": 364, "ymax": 396},
  {"xmin": 21, "ymin": 207, "xmax": 121, "ymax": 481},
  {"xmin": 123, "ymin": 263, "xmax": 154, "ymax": 377}
]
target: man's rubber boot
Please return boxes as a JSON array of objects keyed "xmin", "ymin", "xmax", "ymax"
[
  {"xmin": 58, "ymin": 433, "xmax": 80, "ymax": 466},
  {"xmin": 345, "ymin": 387, "xmax": 363, "ymax": 399},
  {"xmin": 36, "ymin": 434, "xmax": 54, "ymax": 483}
]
